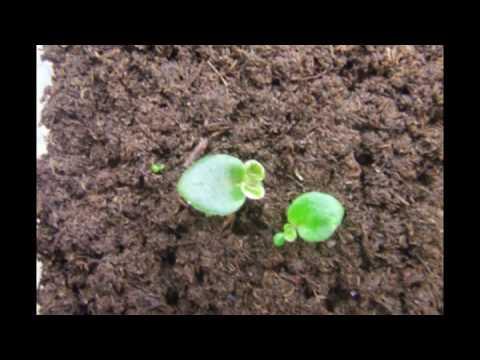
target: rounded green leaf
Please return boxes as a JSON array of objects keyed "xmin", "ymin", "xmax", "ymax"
[
  {"xmin": 273, "ymin": 233, "xmax": 286, "ymax": 247},
  {"xmin": 287, "ymin": 192, "xmax": 344, "ymax": 242},
  {"xmin": 240, "ymin": 180, "xmax": 265, "ymax": 200},
  {"xmin": 283, "ymin": 224, "xmax": 297, "ymax": 242},
  {"xmin": 177, "ymin": 154, "xmax": 246, "ymax": 216},
  {"xmin": 244, "ymin": 160, "xmax": 265, "ymax": 181}
]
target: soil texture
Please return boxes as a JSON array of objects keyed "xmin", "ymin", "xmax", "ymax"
[{"xmin": 37, "ymin": 45, "xmax": 443, "ymax": 314}]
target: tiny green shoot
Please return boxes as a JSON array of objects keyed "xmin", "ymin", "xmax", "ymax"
[
  {"xmin": 177, "ymin": 154, "xmax": 266, "ymax": 216},
  {"xmin": 274, "ymin": 192, "xmax": 344, "ymax": 247},
  {"xmin": 273, "ymin": 233, "xmax": 286, "ymax": 247},
  {"xmin": 151, "ymin": 163, "xmax": 165, "ymax": 174},
  {"xmin": 283, "ymin": 224, "xmax": 297, "ymax": 242}
]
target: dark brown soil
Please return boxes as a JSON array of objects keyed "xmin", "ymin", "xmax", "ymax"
[{"xmin": 37, "ymin": 45, "xmax": 443, "ymax": 315}]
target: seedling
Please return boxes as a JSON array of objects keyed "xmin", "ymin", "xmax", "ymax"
[
  {"xmin": 274, "ymin": 192, "xmax": 344, "ymax": 247},
  {"xmin": 177, "ymin": 154, "xmax": 265, "ymax": 216},
  {"xmin": 151, "ymin": 163, "xmax": 165, "ymax": 174}
]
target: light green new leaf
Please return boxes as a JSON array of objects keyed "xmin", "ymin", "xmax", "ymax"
[
  {"xmin": 240, "ymin": 178, "xmax": 265, "ymax": 200},
  {"xmin": 283, "ymin": 224, "xmax": 297, "ymax": 242},
  {"xmin": 244, "ymin": 160, "xmax": 265, "ymax": 182}
]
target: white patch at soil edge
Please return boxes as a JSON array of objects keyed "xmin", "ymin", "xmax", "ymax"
[
  {"xmin": 37, "ymin": 45, "xmax": 53, "ymax": 314},
  {"xmin": 37, "ymin": 45, "xmax": 52, "ymax": 157}
]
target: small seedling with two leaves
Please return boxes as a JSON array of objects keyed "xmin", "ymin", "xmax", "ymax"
[
  {"xmin": 177, "ymin": 154, "xmax": 265, "ymax": 216},
  {"xmin": 151, "ymin": 163, "xmax": 165, "ymax": 174},
  {"xmin": 273, "ymin": 192, "xmax": 344, "ymax": 247}
]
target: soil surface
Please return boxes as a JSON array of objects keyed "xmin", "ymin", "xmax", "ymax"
[{"xmin": 37, "ymin": 45, "xmax": 443, "ymax": 314}]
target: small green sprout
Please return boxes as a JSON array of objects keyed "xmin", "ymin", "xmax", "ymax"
[
  {"xmin": 274, "ymin": 192, "xmax": 344, "ymax": 247},
  {"xmin": 151, "ymin": 163, "xmax": 166, "ymax": 174},
  {"xmin": 273, "ymin": 233, "xmax": 286, "ymax": 247},
  {"xmin": 283, "ymin": 224, "xmax": 297, "ymax": 242},
  {"xmin": 177, "ymin": 154, "xmax": 266, "ymax": 216}
]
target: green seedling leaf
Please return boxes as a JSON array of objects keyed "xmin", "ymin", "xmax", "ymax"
[
  {"xmin": 286, "ymin": 192, "xmax": 344, "ymax": 243},
  {"xmin": 151, "ymin": 163, "xmax": 165, "ymax": 174},
  {"xmin": 240, "ymin": 179, "xmax": 265, "ymax": 200},
  {"xmin": 177, "ymin": 154, "xmax": 266, "ymax": 216},
  {"xmin": 244, "ymin": 160, "xmax": 265, "ymax": 182},
  {"xmin": 273, "ymin": 233, "xmax": 286, "ymax": 247},
  {"xmin": 177, "ymin": 154, "xmax": 245, "ymax": 216},
  {"xmin": 283, "ymin": 224, "xmax": 297, "ymax": 242}
]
